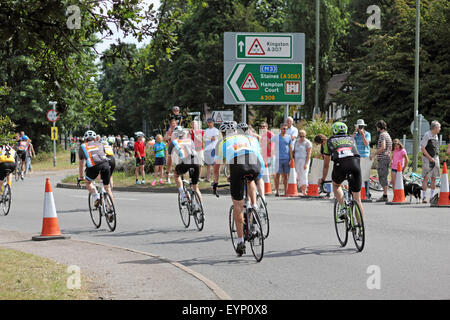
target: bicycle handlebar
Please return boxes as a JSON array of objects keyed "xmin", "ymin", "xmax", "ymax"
[{"xmin": 212, "ymin": 183, "xmax": 230, "ymax": 198}]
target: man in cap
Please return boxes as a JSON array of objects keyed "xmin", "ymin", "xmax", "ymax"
[{"xmin": 352, "ymin": 119, "xmax": 372, "ymax": 199}]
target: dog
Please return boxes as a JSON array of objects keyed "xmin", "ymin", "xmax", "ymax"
[{"xmin": 403, "ymin": 179, "xmax": 423, "ymax": 204}]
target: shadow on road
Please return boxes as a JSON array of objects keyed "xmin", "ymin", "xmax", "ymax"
[
  {"xmin": 264, "ymin": 245, "xmax": 357, "ymax": 259},
  {"xmin": 57, "ymin": 208, "xmax": 90, "ymax": 214},
  {"xmin": 150, "ymin": 234, "xmax": 229, "ymax": 245}
]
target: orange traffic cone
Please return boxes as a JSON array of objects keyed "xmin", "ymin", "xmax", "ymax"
[
  {"xmin": 263, "ymin": 161, "xmax": 272, "ymax": 195},
  {"xmin": 285, "ymin": 159, "xmax": 299, "ymax": 197},
  {"xmin": 386, "ymin": 162, "xmax": 407, "ymax": 205},
  {"xmin": 306, "ymin": 180, "xmax": 320, "ymax": 197},
  {"xmin": 32, "ymin": 178, "xmax": 69, "ymax": 241},
  {"xmin": 432, "ymin": 162, "xmax": 450, "ymax": 207}
]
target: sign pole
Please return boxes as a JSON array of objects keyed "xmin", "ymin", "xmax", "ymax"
[
  {"xmin": 242, "ymin": 104, "xmax": 246, "ymax": 124},
  {"xmin": 412, "ymin": 0, "xmax": 420, "ymax": 172},
  {"xmin": 284, "ymin": 105, "xmax": 289, "ymax": 122}
]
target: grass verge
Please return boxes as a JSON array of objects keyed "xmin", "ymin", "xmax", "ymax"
[
  {"xmin": 0, "ymin": 247, "xmax": 93, "ymax": 300},
  {"xmin": 32, "ymin": 149, "xmax": 78, "ymax": 172}
]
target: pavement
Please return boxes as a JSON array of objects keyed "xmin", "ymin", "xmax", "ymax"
[{"xmin": 0, "ymin": 169, "xmax": 230, "ymax": 300}]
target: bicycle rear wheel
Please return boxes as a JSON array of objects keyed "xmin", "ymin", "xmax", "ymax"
[
  {"xmin": 256, "ymin": 194, "xmax": 269, "ymax": 239},
  {"xmin": 15, "ymin": 165, "xmax": 20, "ymax": 182},
  {"xmin": 228, "ymin": 205, "xmax": 238, "ymax": 252},
  {"xmin": 192, "ymin": 191, "xmax": 205, "ymax": 231},
  {"xmin": 88, "ymin": 193, "xmax": 102, "ymax": 229},
  {"xmin": 178, "ymin": 189, "xmax": 190, "ymax": 228},
  {"xmin": 103, "ymin": 193, "xmax": 117, "ymax": 232},
  {"xmin": 351, "ymin": 201, "xmax": 365, "ymax": 252},
  {"xmin": 369, "ymin": 177, "xmax": 383, "ymax": 191},
  {"xmin": 333, "ymin": 200, "xmax": 348, "ymax": 247},
  {"xmin": 1, "ymin": 184, "xmax": 11, "ymax": 216},
  {"xmin": 248, "ymin": 208, "xmax": 264, "ymax": 262}
]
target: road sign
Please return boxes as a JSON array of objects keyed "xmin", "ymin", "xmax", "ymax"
[
  {"xmin": 236, "ymin": 34, "xmax": 293, "ymax": 59},
  {"xmin": 410, "ymin": 114, "xmax": 429, "ymax": 137},
  {"xmin": 47, "ymin": 109, "xmax": 59, "ymax": 122},
  {"xmin": 51, "ymin": 127, "xmax": 58, "ymax": 140},
  {"xmin": 226, "ymin": 63, "xmax": 303, "ymax": 104},
  {"xmin": 212, "ymin": 111, "xmax": 234, "ymax": 123}
]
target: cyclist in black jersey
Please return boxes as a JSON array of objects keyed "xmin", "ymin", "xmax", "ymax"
[{"xmin": 318, "ymin": 122, "xmax": 365, "ymax": 219}]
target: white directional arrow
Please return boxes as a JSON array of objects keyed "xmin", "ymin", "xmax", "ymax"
[
  {"xmin": 228, "ymin": 64, "xmax": 246, "ymax": 102},
  {"xmin": 238, "ymin": 41, "xmax": 244, "ymax": 53}
]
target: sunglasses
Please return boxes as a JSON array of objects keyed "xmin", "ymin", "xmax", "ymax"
[{"xmin": 299, "ymin": 135, "xmax": 306, "ymax": 138}]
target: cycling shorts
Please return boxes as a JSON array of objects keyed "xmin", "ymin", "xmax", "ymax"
[
  {"xmin": 85, "ymin": 161, "xmax": 111, "ymax": 186},
  {"xmin": 107, "ymin": 156, "xmax": 115, "ymax": 175},
  {"xmin": 175, "ymin": 164, "xmax": 200, "ymax": 185},
  {"xmin": 0, "ymin": 162, "xmax": 17, "ymax": 180},
  {"xmin": 229, "ymin": 153, "xmax": 261, "ymax": 201},
  {"xmin": 332, "ymin": 157, "xmax": 362, "ymax": 193},
  {"xmin": 16, "ymin": 150, "xmax": 26, "ymax": 162}
]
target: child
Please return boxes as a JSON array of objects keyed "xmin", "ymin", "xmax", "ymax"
[
  {"xmin": 391, "ymin": 139, "xmax": 409, "ymax": 190},
  {"xmin": 152, "ymin": 134, "xmax": 167, "ymax": 186}
]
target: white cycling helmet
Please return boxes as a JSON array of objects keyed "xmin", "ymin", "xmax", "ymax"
[
  {"xmin": 237, "ymin": 123, "xmax": 249, "ymax": 133},
  {"xmin": 173, "ymin": 126, "xmax": 185, "ymax": 138},
  {"xmin": 219, "ymin": 121, "xmax": 237, "ymax": 133},
  {"xmin": 84, "ymin": 130, "xmax": 97, "ymax": 140}
]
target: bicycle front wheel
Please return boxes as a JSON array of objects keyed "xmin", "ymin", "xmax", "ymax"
[
  {"xmin": 192, "ymin": 191, "xmax": 205, "ymax": 231},
  {"xmin": 333, "ymin": 200, "xmax": 348, "ymax": 247},
  {"xmin": 1, "ymin": 184, "xmax": 12, "ymax": 216},
  {"xmin": 248, "ymin": 208, "xmax": 264, "ymax": 262},
  {"xmin": 178, "ymin": 190, "xmax": 190, "ymax": 228},
  {"xmin": 103, "ymin": 193, "xmax": 117, "ymax": 232},
  {"xmin": 256, "ymin": 194, "xmax": 269, "ymax": 239},
  {"xmin": 351, "ymin": 201, "xmax": 365, "ymax": 252},
  {"xmin": 88, "ymin": 193, "xmax": 102, "ymax": 229}
]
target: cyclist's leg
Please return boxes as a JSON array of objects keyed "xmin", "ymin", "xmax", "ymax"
[
  {"xmin": 333, "ymin": 182, "xmax": 345, "ymax": 205},
  {"xmin": 247, "ymin": 180, "xmax": 257, "ymax": 207},
  {"xmin": 85, "ymin": 167, "xmax": 100, "ymax": 196},
  {"xmin": 100, "ymin": 163, "xmax": 114, "ymax": 202},
  {"xmin": 232, "ymin": 199, "xmax": 245, "ymax": 239},
  {"xmin": 190, "ymin": 165, "xmax": 202, "ymax": 202}
]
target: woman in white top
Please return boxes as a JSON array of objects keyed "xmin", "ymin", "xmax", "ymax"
[{"xmin": 293, "ymin": 130, "xmax": 312, "ymax": 196}]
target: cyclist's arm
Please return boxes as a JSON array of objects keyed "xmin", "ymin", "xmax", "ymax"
[
  {"xmin": 320, "ymin": 155, "xmax": 331, "ymax": 183},
  {"xmin": 79, "ymin": 159, "xmax": 85, "ymax": 180}
]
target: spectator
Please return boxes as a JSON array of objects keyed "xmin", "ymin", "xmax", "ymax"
[
  {"xmin": 152, "ymin": 134, "xmax": 167, "ymax": 186},
  {"xmin": 258, "ymin": 121, "xmax": 275, "ymax": 173},
  {"xmin": 352, "ymin": 119, "xmax": 372, "ymax": 199},
  {"xmin": 271, "ymin": 123, "xmax": 294, "ymax": 197},
  {"xmin": 203, "ymin": 118, "xmax": 220, "ymax": 182},
  {"xmin": 69, "ymin": 137, "xmax": 77, "ymax": 164},
  {"xmin": 391, "ymin": 139, "xmax": 408, "ymax": 190},
  {"xmin": 164, "ymin": 118, "xmax": 178, "ymax": 144},
  {"xmin": 286, "ymin": 117, "xmax": 298, "ymax": 141},
  {"xmin": 313, "ymin": 134, "xmax": 327, "ymax": 159},
  {"xmin": 168, "ymin": 106, "xmax": 183, "ymax": 128},
  {"xmin": 293, "ymin": 129, "xmax": 312, "ymax": 196},
  {"xmin": 25, "ymin": 139, "xmax": 35, "ymax": 174},
  {"xmin": 421, "ymin": 120, "xmax": 441, "ymax": 203},
  {"xmin": 370, "ymin": 120, "xmax": 392, "ymax": 202},
  {"xmin": 134, "ymin": 134, "xmax": 146, "ymax": 185}
]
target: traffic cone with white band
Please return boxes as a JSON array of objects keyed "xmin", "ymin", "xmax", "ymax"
[
  {"xmin": 432, "ymin": 162, "xmax": 450, "ymax": 207},
  {"xmin": 386, "ymin": 162, "xmax": 407, "ymax": 205},
  {"xmin": 285, "ymin": 159, "xmax": 299, "ymax": 197},
  {"xmin": 32, "ymin": 178, "xmax": 69, "ymax": 241},
  {"xmin": 263, "ymin": 161, "xmax": 272, "ymax": 195}
]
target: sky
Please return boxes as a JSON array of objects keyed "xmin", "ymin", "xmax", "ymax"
[{"xmin": 94, "ymin": 0, "xmax": 161, "ymax": 54}]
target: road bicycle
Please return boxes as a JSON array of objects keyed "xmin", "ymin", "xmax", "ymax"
[
  {"xmin": 404, "ymin": 166, "xmax": 440, "ymax": 187},
  {"xmin": 14, "ymin": 155, "xmax": 22, "ymax": 182},
  {"xmin": 322, "ymin": 175, "xmax": 365, "ymax": 252},
  {"xmin": 77, "ymin": 178, "xmax": 117, "ymax": 231},
  {"xmin": 178, "ymin": 168, "xmax": 205, "ymax": 231},
  {"xmin": 369, "ymin": 175, "xmax": 383, "ymax": 191},
  {"xmin": 214, "ymin": 177, "xmax": 265, "ymax": 262},
  {"xmin": 1, "ymin": 180, "xmax": 12, "ymax": 216}
]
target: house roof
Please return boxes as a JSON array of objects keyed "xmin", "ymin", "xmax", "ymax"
[{"xmin": 324, "ymin": 73, "xmax": 350, "ymax": 105}]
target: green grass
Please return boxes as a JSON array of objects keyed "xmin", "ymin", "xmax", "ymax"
[
  {"xmin": 32, "ymin": 149, "xmax": 78, "ymax": 172},
  {"xmin": 0, "ymin": 248, "xmax": 94, "ymax": 300}
]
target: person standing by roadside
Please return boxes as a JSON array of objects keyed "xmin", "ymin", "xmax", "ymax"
[
  {"xmin": 293, "ymin": 130, "xmax": 312, "ymax": 196},
  {"xmin": 134, "ymin": 134, "xmax": 146, "ymax": 185},
  {"xmin": 203, "ymin": 118, "xmax": 220, "ymax": 182},
  {"xmin": 152, "ymin": 134, "xmax": 166, "ymax": 186},
  {"xmin": 420, "ymin": 120, "xmax": 441, "ymax": 203},
  {"xmin": 313, "ymin": 134, "xmax": 328, "ymax": 159},
  {"xmin": 352, "ymin": 119, "xmax": 372, "ymax": 199},
  {"xmin": 25, "ymin": 139, "xmax": 35, "ymax": 175},
  {"xmin": 370, "ymin": 120, "xmax": 392, "ymax": 202},
  {"xmin": 69, "ymin": 138, "xmax": 77, "ymax": 164},
  {"xmin": 391, "ymin": 139, "xmax": 409, "ymax": 190},
  {"xmin": 168, "ymin": 106, "xmax": 184, "ymax": 128},
  {"xmin": 286, "ymin": 117, "xmax": 298, "ymax": 141},
  {"xmin": 272, "ymin": 123, "xmax": 294, "ymax": 197},
  {"xmin": 258, "ymin": 122, "xmax": 274, "ymax": 173}
]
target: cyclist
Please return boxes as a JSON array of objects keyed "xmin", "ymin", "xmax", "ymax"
[
  {"xmin": 78, "ymin": 130, "xmax": 113, "ymax": 208},
  {"xmin": 166, "ymin": 126, "xmax": 203, "ymax": 216},
  {"xmin": 16, "ymin": 136, "xmax": 29, "ymax": 179},
  {"xmin": 237, "ymin": 123, "xmax": 266, "ymax": 203},
  {"xmin": 0, "ymin": 144, "xmax": 16, "ymax": 192},
  {"xmin": 212, "ymin": 121, "xmax": 265, "ymax": 256},
  {"xmin": 318, "ymin": 122, "xmax": 365, "ymax": 226}
]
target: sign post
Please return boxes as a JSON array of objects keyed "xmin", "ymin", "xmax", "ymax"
[{"xmin": 48, "ymin": 102, "xmax": 58, "ymax": 167}]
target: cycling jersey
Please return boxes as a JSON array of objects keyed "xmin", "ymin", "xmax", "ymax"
[
  {"xmin": 168, "ymin": 138, "xmax": 201, "ymax": 165},
  {"xmin": 215, "ymin": 133, "xmax": 265, "ymax": 176},
  {"xmin": 104, "ymin": 144, "xmax": 114, "ymax": 157},
  {"xmin": 79, "ymin": 141, "xmax": 108, "ymax": 168},
  {"xmin": 0, "ymin": 146, "xmax": 16, "ymax": 163},
  {"xmin": 17, "ymin": 140, "xmax": 29, "ymax": 152},
  {"xmin": 107, "ymin": 137, "xmax": 115, "ymax": 145},
  {"xmin": 323, "ymin": 134, "xmax": 360, "ymax": 162}
]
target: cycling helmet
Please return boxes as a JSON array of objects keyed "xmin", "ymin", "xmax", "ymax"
[
  {"xmin": 130, "ymin": 137, "xmax": 135, "ymax": 142},
  {"xmin": 237, "ymin": 123, "xmax": 249, "ymax": 133},
  {"xmin": 84, "ymin": 130, "xmax": 97, "ymax": 140},
  {"xmin": 173, "ymin": 126, "xmax": 185, "ymax": 138},
  {"xmin": 331, "ymin": 122, "xmax": 348, "ymax": 135},
  {"xmin": 135, "ymin": 131, "xmax": 145, "ymax": 137},
  {"xmin": 219, "ymin": 121, "xmax": 237, "ymax": 133}
]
